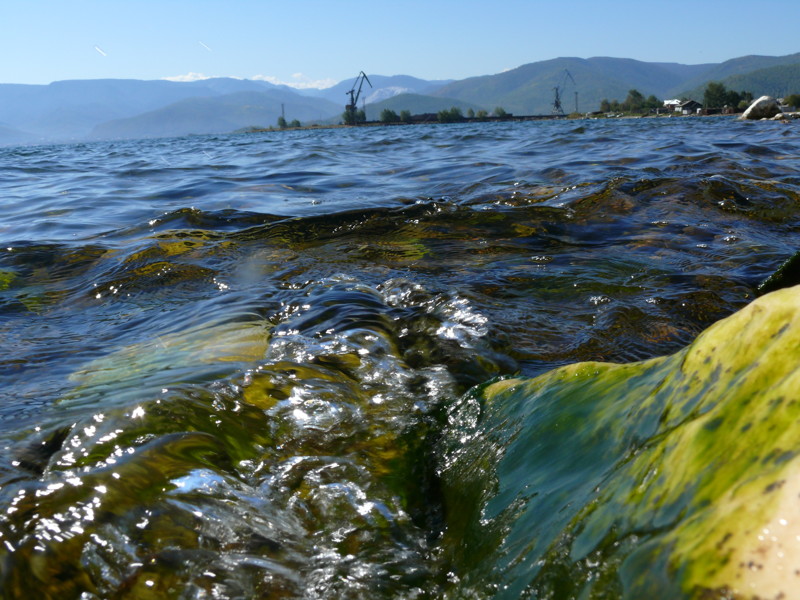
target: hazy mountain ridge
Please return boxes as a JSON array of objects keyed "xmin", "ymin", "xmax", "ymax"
[
  {"xmin": 430, "ymin": 53, "xmax": 799, "ymax": 115},
  {"xmin": 674, "ymin": 53, "xmax": 800, "ymax": 94},
  {"xmin": 90, "ymin": 90, "xmax": 341, "ymax": 140},
  {"xmin": 430, "ymin": 56, "xmax": 716, "ymax": 114},
  {"xmin": 680, "ymin": 62, "xmax": 800, "ymax": 101},
  {"xmin": 0, "ymin": 123, "xmax": 36, "ymax": 145},
  {"xmin": 1, "ymin": 52, "xmax": 799, "ymax": 145},
  {"xmin": 0, "ymin": 78, "xmax": 286, "ymax": 142},
  {"xmin": 722, "ymin": 63, "xmax": 800, "ymax": 98}
]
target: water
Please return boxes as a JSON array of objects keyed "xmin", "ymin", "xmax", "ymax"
[{"xmin": 0, "ymin": 118, "xmax": 799, "ymax": 598}]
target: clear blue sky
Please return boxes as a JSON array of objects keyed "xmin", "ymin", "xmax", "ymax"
[{"xmin": 2, "ymin": 0, "xmax": 798, "ymax": 88}]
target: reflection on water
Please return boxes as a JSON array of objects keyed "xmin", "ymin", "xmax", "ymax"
[{"xmin": 0, "ymin": 117, "xmax": 799, "ymax": 597}]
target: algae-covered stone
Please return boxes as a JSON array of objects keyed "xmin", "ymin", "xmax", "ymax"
[{"xmin": 442, "ymin": 284, "xmax": 800, "ymax": 599}]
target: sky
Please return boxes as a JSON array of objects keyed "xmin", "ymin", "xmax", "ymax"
[{"xmin": 2, "ymin": 0, "xmax": 799, "ymax": 88}]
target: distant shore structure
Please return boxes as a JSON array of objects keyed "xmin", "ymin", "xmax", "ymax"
[
  {"xmin": 552, "ymin": 70, "xmax": 576, "ymax": 115},
  {"xmin": 344, "ymin": 71, "xmax": 372, "ymax": 125}
]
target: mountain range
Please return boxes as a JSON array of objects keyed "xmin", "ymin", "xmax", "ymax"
[
  {"xmin": 1, "ymin": 52, "xmax": 798, "ymax": 145},
  {"xmin": 428, "ymin": 53, "xmax": 800, "ymax": 115}
]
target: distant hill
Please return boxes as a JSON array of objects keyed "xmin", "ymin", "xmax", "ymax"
[
  {"xmin": 0, "ymin": 78, "xmax": 294, "ymax": 140},
  {"xmin": 674, "ymin": 53, "xmax": 800, "ymax": 95},
  {"xmin": 0, "ymin": 75, "xmax": 450, "ymax": 142},
  {"xmin": 723, "ymin": 63, "xmax": 800, "ymax": 98},
  {"xmin": 432, "ymin": 57, "xmax": 720, "ymax": 114},
  {"xmin": 364, "ymin": 93, "xmax": 483, "ymax": 120},
  {"xmin": 2, "ymin": 52, "xmax": 800, "ymax": 144},
  {"xmin": 0, "ymin": 123, "xmax": 36, "ymax": 146},
  {"xmin": 681, "ymin": 63, "xmax": 800, "ymax": 101},
  {"xmin": 431, "ymin": 54, "xmax": 800, "ymax": 114},
  {"xmin": 91, "ymin": 90, "xmax": 341, "ymax": 140}
]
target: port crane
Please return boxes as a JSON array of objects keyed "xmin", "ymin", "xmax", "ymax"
[
  {"xmin": 345, "ymin": 71, "xmax": 372, "ymax": 124},
  {"xmin": 552, "ymin": 69, "xmax": 576, "ymax": 115}
]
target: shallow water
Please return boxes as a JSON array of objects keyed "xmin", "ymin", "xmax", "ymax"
[{"xmin": 0, "ymin": 117, "xmax": 799, "ymax": 598}]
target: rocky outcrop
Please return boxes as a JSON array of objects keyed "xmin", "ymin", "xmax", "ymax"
[{"xmin": 740, "ymin": 95, "xmax": 782, "ymax": 120}]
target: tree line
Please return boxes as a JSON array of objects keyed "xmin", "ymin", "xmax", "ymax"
[
  {"xmin": 600, "ymin": 83, "xmax": 766, "ymax": 114},
  {"xmin": 379, "ymin": 106, "xmax": 509, "ymax": 124},
  {"xmin": 599, "ymin": 90, "xmax": 661, "ymax": 113},
  {"xmin": 702, "ymin": 82, "xmax": 753, "ymax": 110},
  {"xmin": 277, "ymin": 116, "xmax": 301, "ymax": 128}
]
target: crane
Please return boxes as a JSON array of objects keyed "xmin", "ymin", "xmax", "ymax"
[
  {"xmin": 345, "ymin": 71, "xmax": 372, "ymax": 124},
  {"xmin": 552, "ymin": 69, "xmax": 576, "ymax": 115}
]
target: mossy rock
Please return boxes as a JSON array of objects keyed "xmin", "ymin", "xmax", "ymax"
[{"xmin": 444, "ymin": 284, "xmax": 800, "ymax": 599}]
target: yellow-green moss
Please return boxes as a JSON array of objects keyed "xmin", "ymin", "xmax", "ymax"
[
  {"xmin": 0, "ymin": 269, "xmax": 16, "ymax": 291},
  {"xmin": 466, "ymin": 285, "xmax": 800, "ymax": 598}
]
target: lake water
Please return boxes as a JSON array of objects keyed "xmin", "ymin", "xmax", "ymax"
[{"xmin": 1, "ymin": 117, "xmax": 799, "ymax": 598}]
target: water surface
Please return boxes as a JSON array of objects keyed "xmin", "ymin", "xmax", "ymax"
[{"xmin": 1, "ymin": 117, "xmax": 799, "ymax": 598}]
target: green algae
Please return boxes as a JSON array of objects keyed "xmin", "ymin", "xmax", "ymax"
[
  {"xmin": 441, "ymin": 285, "xmax": 800, "ymax": 599},
  {"xmin": 0, "ymin": 269, "xmax": 15, "ymax": 291}
]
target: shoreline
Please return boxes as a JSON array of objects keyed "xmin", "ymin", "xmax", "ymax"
[{"xmin": 237, "ymin": 111, "xmax": 768, "ymax": 136}]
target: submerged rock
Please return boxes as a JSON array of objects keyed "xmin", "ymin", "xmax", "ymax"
[
  {"xmin": 740, "ymin": 95, "xmax": 781, "ymax": 120},
  {"xmin": 441, "ymin": 285, "xmax": 800, "ymax": 598},
  {"xmin": 0, "ymin": 277, "xmax": 518, "ymax": 598},
  {"xmin": 757, "ymin": 250, "xmax": 800, "ymax": 295}
]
